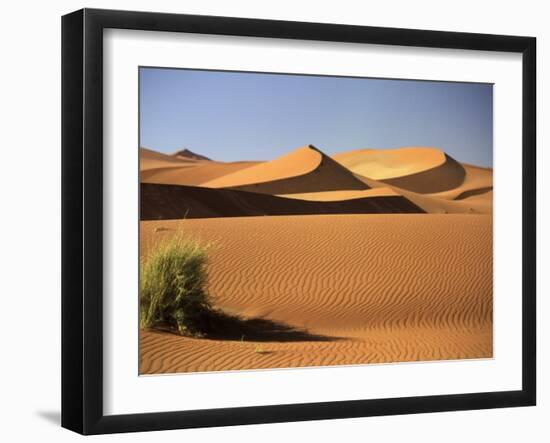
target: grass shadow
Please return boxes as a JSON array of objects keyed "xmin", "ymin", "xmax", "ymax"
[
  {"xmin": 204, "ymin": 310, "xmax": 343, "ymax": 343},
  {"xmin": 150, "ymin": 309, "xmax": 343, "ymax": 343}
]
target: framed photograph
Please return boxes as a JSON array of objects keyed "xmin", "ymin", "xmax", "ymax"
[{"xmin": 61, "ymin": 8, "xmax": 536, "ymax": 435}]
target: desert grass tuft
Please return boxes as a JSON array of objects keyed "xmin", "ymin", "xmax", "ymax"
[{"xmin": 140, "ymin": 235, "xmax": 212, "ymax": 337}]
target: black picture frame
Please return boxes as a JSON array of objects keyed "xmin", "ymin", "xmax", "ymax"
[{"xmin": 61, "ymin": 8, "xmax": 536, "ymax": 435}]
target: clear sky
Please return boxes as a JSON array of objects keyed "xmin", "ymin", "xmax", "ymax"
[{"xmin": 140, "ymin": 67, "xmax": 493, "ymax": 167}]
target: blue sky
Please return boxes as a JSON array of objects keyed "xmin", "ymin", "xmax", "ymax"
[{"xmin": 140, "ymin": 67, "xmax": 493, "ymax": 167}]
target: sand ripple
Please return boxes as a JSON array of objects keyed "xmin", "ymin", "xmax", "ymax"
[{"xmin": 140, "ymin": 214, "xmax": 492, "ymax": 373}]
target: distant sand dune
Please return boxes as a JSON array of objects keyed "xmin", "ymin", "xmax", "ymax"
[
  {"xmin": 351, "ymin": 166, "xmax": 492, "ymax": 214},
  {"xmin": 172, "ymin": 148, "xmax": 211, "ymax": 161},
  {"xmin": 333, "ymin": 148, "xmax": 466, "ymax": 194},
  {"xmin": 140, "ymin": 146, "xmax": 492, "ymax": 215},
  {"xmin": 140, "ymin": 147, "xmax": 200, "ymax": 170},
  {"xmin": 141, "ymin": 161, "xmax": 261, "ymax": 186},
  {"xmin": 140, "ymin": 214, "xmax": 492, "ymax": 373},
  {"xmin": 333, "ymin": 147, "xmax": 447, "ymax": 179},
  {"xmin": 203, "ymin": 145, "xmax": 369, "ymax": 194},
  {"xmin": 140, "ymin": 183, "xmax": 424, "ymax": 220}
]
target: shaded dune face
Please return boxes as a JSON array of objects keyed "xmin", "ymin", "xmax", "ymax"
[
  {"xmin": 203, "ymin": 145, "xmax": 369, "ymax": 195},
  {"xmin": 140, "ymin": 183, "xmax": 425, "ymax": 220},
  {"xmin": 381, "ymin": 154, "xmax": 466, "ymax": 194},
  {"xmin": 455, "ymin": 186, "xmax": 493, "ymax": 201},
  {"xmin": 172, "ymin": 148, "xmax": 211, "ymax": 161}
]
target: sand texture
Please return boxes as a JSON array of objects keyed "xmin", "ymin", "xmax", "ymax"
[{"xmin": 140, "ymin": 214, "xmax": 492, "ymax": 374}]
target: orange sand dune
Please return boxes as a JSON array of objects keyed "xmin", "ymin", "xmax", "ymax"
[
  {"xmin": 140, "ymin": 183, "xmax": 424, "ymax": 220},
  {"xmin": 333, "ymin": 147, "xmax": 466, "ymax": 194},
  {"xmin": 140, "ymin": 147, "xmax": 261, "ymax": 186},
  {"xmin": 140, "ymin": 147, "xmax": 202, "ymax": 171},
  {"xmin": 429, "ymin": 163, "xmax": 493, "ymax": 200},
  {"xmin": 352, "ymin": 164, "xmax": 492, "ymax": 214},
  {"xmin": 140, "ymin": 214, "xmax": 492, "ymax": 373},
  {"xmin": 332, "ymin": 147, "xmax": 447, "ymax": 179},
  {"xmin": 203, "ymin": 145, "xmax": 368, "ymax": 194},
  {"xmin": 172, "ymin": 148, "xmax": 211, "ymax": 161},
  {"xmin": 141, "ymin": 161, "xmax": 261, "ymax": 186}
]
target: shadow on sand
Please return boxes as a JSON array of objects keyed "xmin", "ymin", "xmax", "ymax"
[
  {"xmin": 151, "ymin": 310, "xmax": 343, "ymax": 343},
  {"xmin": 204, "ymin": 312, "xmax": 342, "ymax": 342}
]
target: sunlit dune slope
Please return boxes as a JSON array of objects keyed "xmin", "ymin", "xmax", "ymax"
[
  {"xmin": 141, "ymin": 161, "xmax": 261, "ymax": 186},
  {"xmin": 141, "ymin": 147, "xmax": 263, "ymax": 186},
  {"xmin": 203, "ymin": 145, "xmax": 369, "ymax": 194},
  {"xmin": 140, "ymin": 147, "xmax": 199, "ymax": 170},
  {"xmin": 140, "ymin": 183, "xmax": 424, "ymax": 220},
  {"xmin": 140, "ymin": 214, "xmax": 492, "ymax": 373},
  {"xmin": 333, "ymin": 147, "xmax": 446, "ymax": 179}
]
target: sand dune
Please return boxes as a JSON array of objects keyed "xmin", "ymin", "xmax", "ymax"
[
  {"xmin": 140, "ymin": 183, "xmax": 424, "ymax": 220},
  {"xmin": 203, "ymin": 145, "xmax": 369, "ymax": 194},
  {"xmin": 430, "ymin": 163, "xmax": 493, "ymax": 200},
  {"xmin": 349, "ymin": 161, "xmax": 492, "ymax": 214},
  {"xmin": 333, "ymin": 147, "xmax": 447, "ymax": 179},
  {"xmin": 141, "ymin": 161, "xmax": 261, "ymax": 186},
  {"xmin": 333, "ymin": 147, "xmax": 466, "ymax": 194},
  {"xmin": 172, "ymin": 148, "xmax": 211, "ymax": 161},
  {"xmin": 140, "ymin": 147, "xmax": 262, "ymax": 186},
  {"xmin": 140, "ymin": 214, "xmax": 492, "ymax": 373},
  {"xmin": 140, "ymin": 146, "xmax": 492, "ymax": 215}
]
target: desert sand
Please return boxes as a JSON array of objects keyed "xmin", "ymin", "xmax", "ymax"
[
  {"xmin": 139, "ymin": 144, "xmax": 493, "ymax": 374},
  {"xmin": 140, "ymin": 214, "xmax": 492, "ymax": 373}
]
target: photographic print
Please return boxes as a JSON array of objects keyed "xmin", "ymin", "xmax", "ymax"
[{"xmin": 138, "ymin": 67, "xmax": 493, "ymax": 375}]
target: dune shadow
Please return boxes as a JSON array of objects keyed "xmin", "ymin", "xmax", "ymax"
[{"xmin": 454, "ymin": 186, "xmax": 493, "ymax": 200}]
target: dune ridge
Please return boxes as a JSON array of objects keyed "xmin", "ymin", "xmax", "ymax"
[
  {"xmin": 333, "ymin": 148, "xmax": 467, "ymax": 194},
  {"xmin": 140, "ymin": 145, "xmax": 492, "ymax": 215},
  {"xmin": 172, "ymin": 148, "xmax": 211, "ymax": 161},
  {"xmin": 332, "ymin": 147, "xmax": 447, "ymax": 179},
  {"xmin": 203, "ymin": 145, "xmax": 369, "ymax": 194}
]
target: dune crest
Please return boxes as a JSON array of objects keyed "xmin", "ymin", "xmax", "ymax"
[
  {"xmin": 333, "ymin": 147, "xmax": 467, "ymax": 194},
  {"xmin": 333, "ymin": 147, "xmax": 447, "ymax": 180},
  {"xmin": 203, "ymin": 144, "xmax": 369, "ymax": 195},
  {"xmin": 172, "ymin": 148, "xmax": 211, "ymax": 161}
]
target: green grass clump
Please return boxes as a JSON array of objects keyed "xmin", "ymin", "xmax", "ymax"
[{"xmin": 140, "ymin": 236, "xmax": 212, "ymax": 336}]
